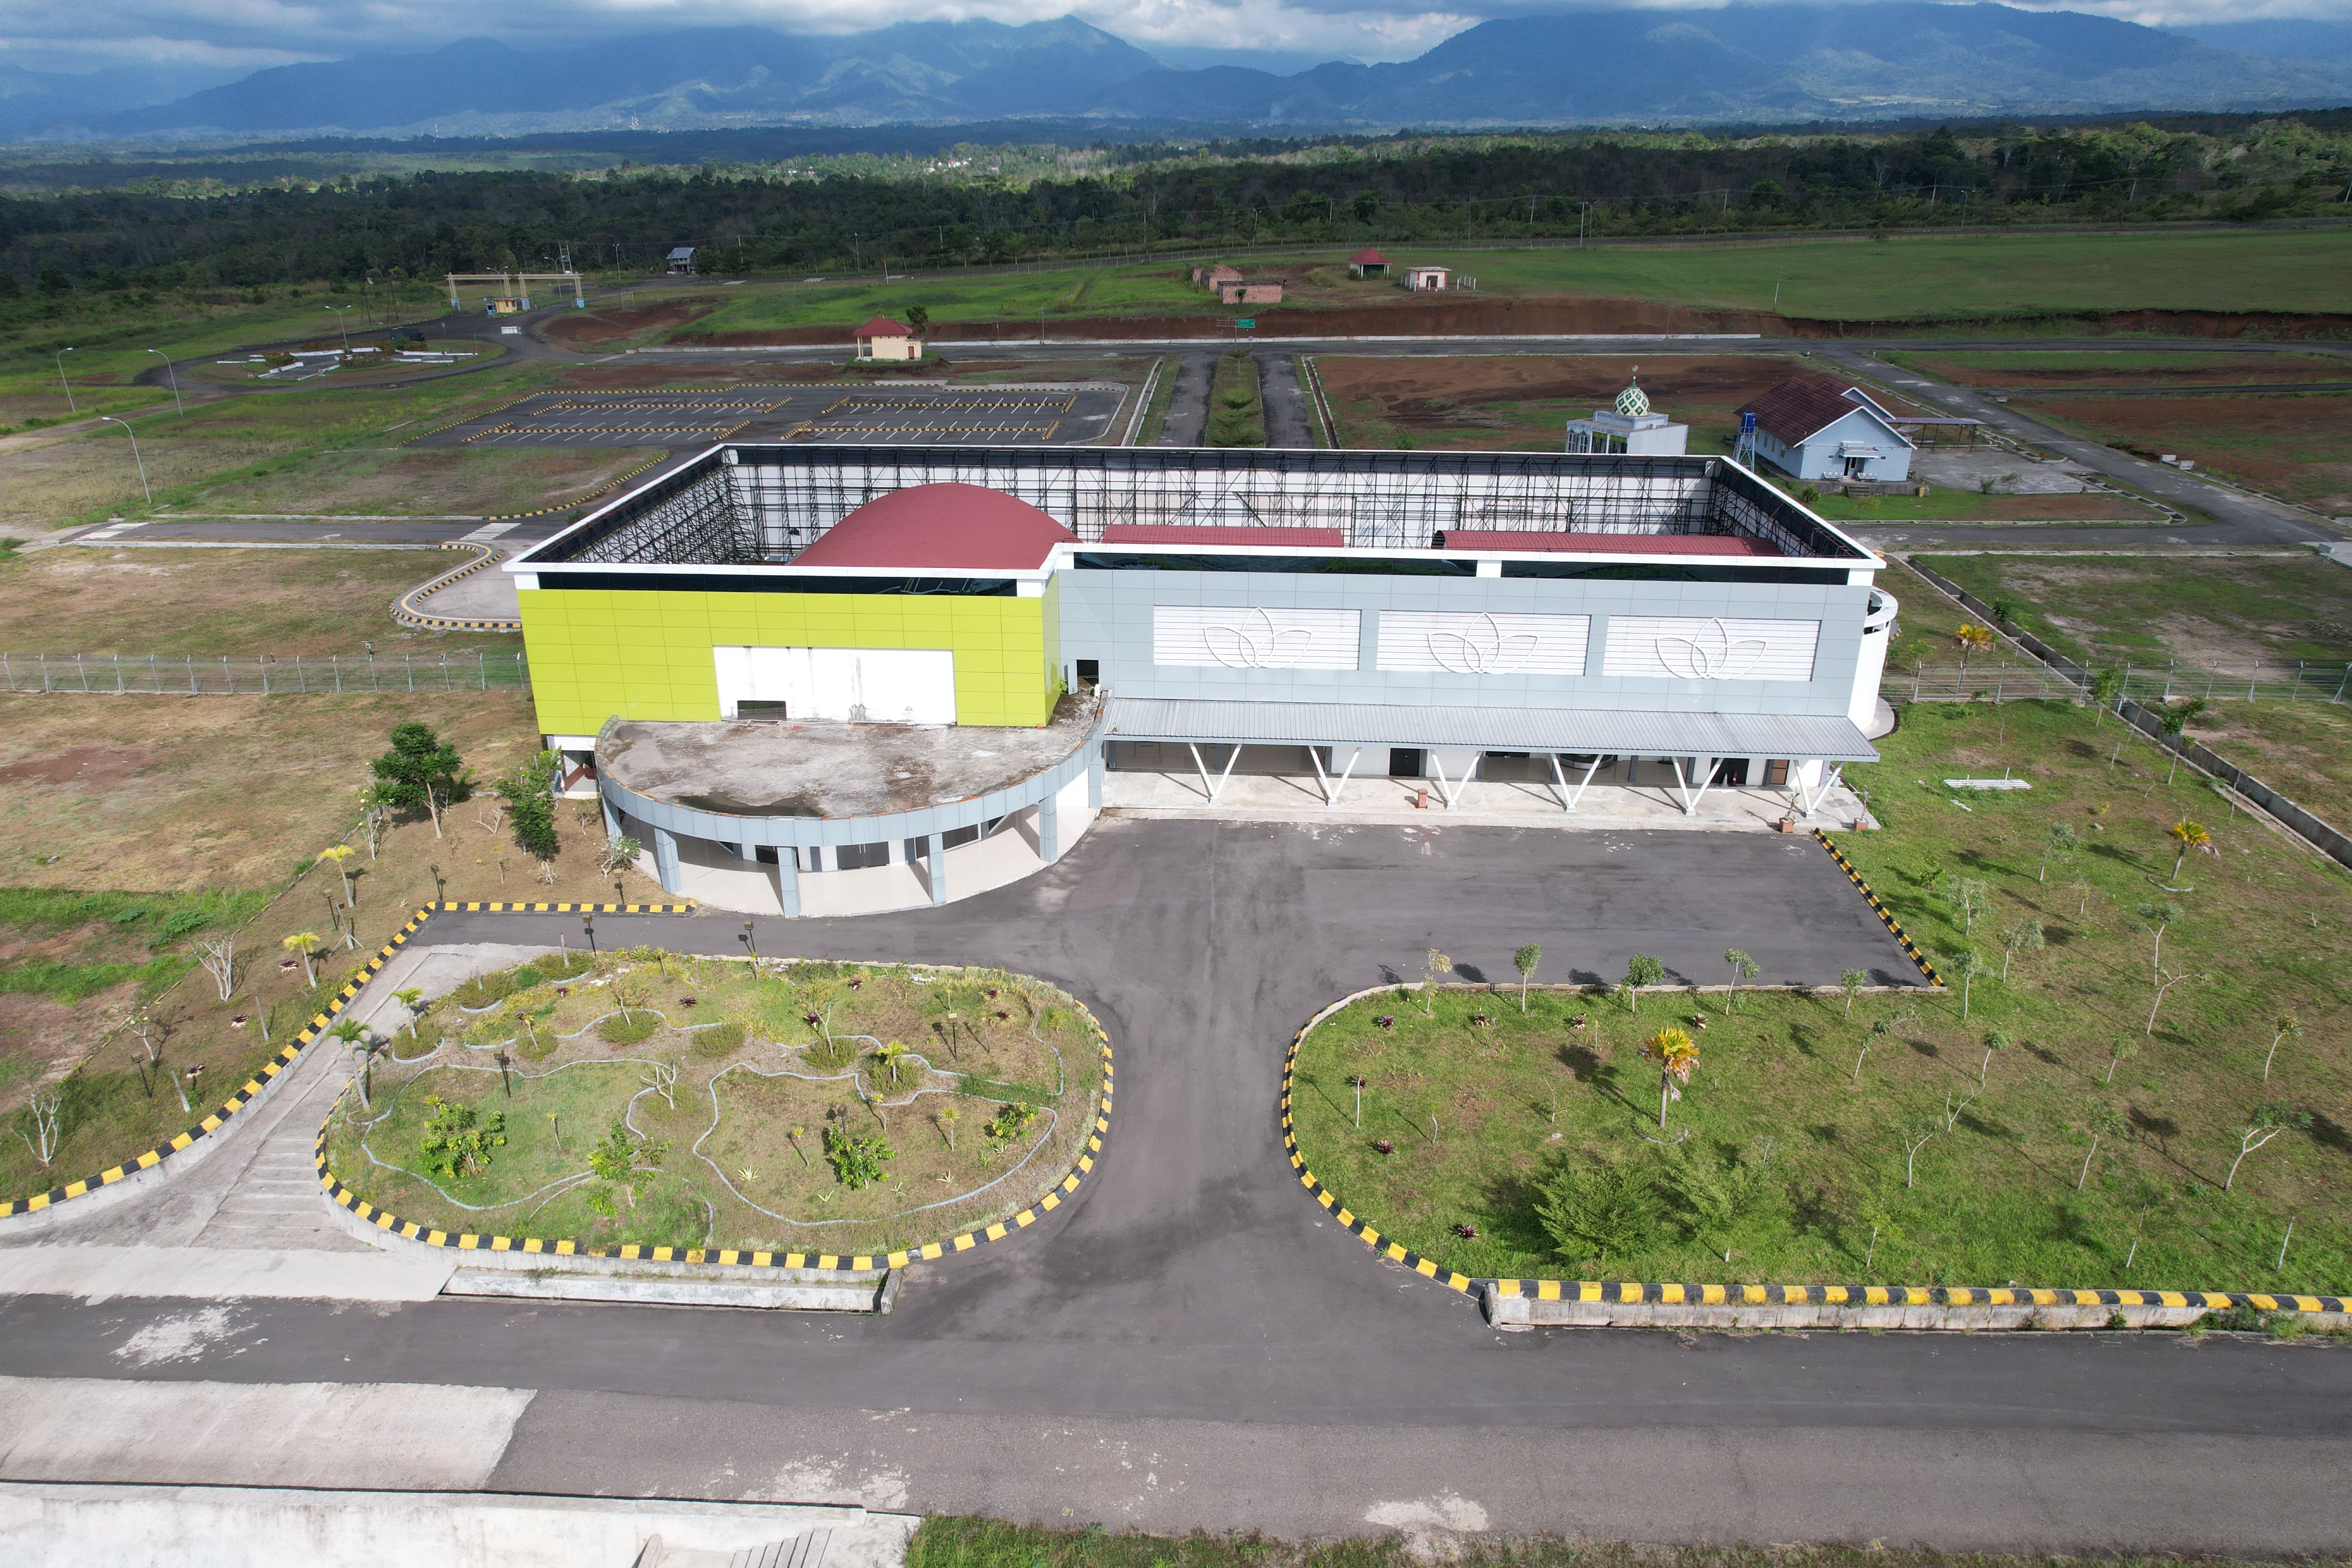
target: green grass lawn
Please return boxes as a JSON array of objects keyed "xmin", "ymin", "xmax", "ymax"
[
  {"xmin": 676, "ymin": 264, "xmax": 1210, "ymax": 337},
  {"xmin": 322, "ymin": 954, "xmax": 1102, "ymax": 1258},
  {"xmin": 1888, "ymin": 349, "xmax": 2352, "ymax": 385},
  {"xmin": 1913, "ymin": 553, "xmax": 2352, "ymax": 667},
  {"xmin": 1289, "ymin": 698, "xmax": 2352, "ymax": 1295},
  {"xmin": 1207, "ymin": 350, "xmax": 1265, "ymax": 447},
  {"xmin": 1800, "ymin": 489, "xmax": 2154, "ymax": 524}
]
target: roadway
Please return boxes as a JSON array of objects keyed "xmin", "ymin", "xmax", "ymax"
[{"xmin": 4, "ymin": 821, "xmax": 2349, "ymax": 1549}]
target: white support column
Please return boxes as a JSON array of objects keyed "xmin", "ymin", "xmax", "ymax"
[
  {"xmin": 927, "ymin": 831, "xmax": 947, "ymax": 904},
  {"xmin": 1427, "ymin": 751, "xmax": 1468, "ymax": 811},
  {"xmin": 1187, "ymin": 741, "xmax": 1244, "ymax": 806},
  {"xmin": 1671, "ymin": 758, "xmax": 1718, "ymax": 817},
  {"xmin": 1568, "ymin": 753, "xmax": 1604, "ymax": 812},
  {"xmin": 1548, "ymin": 753, "xmax": 1570, "ymax": 811},
  {"xmin": 1329, "ymin": 747, "xmax": 1362, "ymax": 806},
  {"xmin": 777, "ymin": 848, "xmax": 801, "ymax": 917},
  {"xmin": 1309, "ymin": 745, "xmax": 1333, "ymax": 805},
  {"xmin": 1798, "ymin": 762, "xmax": 1846, "ymax": 818}
]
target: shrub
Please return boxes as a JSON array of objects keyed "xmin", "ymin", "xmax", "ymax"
[
  {"xmin": 597, "ymin": 1013, "xmax": 658, "ymax": 1046},
  {"xmin": 822, "ymin": 1124, "xmax": 895, "ymax": 1189},
  {"xmin": 689, "ymin": 1020, "xmax": 745, "ymax": 1059},
  {"xmin": 450, "ymin": 971, "xmax": 517, "ymax": 1010},
  {"xmin": 512, "ymin": 966, "xmax": 543, "ymax": 989}
]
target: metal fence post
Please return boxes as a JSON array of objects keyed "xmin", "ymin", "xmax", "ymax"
[
  {"xmin": 39, "ymin": 653, "xmax": 50, "ymax": 692},
  {"xmin": 333, "ymin": 655, "xmax": 342, "ymax": 693},
  {"xmin": 186, "ymin": 655, "xmax": 195, "ymax": 693},
  {"xmin": 114, "ymin": 656, "xmax": 124, "ymax": 694},
  {"xmin": 405, "ymin": 655, "xmax": 414, "ymax": 691},
  {"xmin": 76, "ymin": 654, "xmax": 88, "ymax": 692},
  {"xmin": 221, "ymin": 655, "xmax": 230, "ymax": 693}
]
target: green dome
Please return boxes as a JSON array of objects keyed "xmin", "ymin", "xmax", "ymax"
[{"xmin": 1614, "ymin": 374, "xmax": 1650, "ymax": 419}]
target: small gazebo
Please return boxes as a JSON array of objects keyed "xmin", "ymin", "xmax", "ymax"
[{"xmin": 1347, "ymin": 248, "xmax": 1388, "ymax": 279}]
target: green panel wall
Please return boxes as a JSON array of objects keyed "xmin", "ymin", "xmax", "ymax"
[{"xmin": 519, "ymin": 588, "xmax": 1055, "ymax": 736}]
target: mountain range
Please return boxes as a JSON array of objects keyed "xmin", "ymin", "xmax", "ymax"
[{"xmin": 5, "ymin": 4, "xmax": 2352, "ymax": 142}]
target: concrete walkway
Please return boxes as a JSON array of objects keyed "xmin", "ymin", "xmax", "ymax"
[{"xmin": 1100, "ymin": 768, "xmax": 1867, "ymax": 831}]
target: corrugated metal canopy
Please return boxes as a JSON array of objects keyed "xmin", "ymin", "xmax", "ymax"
[{"xmin": 1106, "ymin": 697, "xmax": 1877, "ymax": 761}]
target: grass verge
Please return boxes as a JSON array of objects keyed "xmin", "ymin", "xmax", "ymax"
[
  {"xmin": 1289, "ymin": 697, "xmax": 2352, "ymax": 1295},
  {"xmin": 1207, "ymin": 351, "xmax": 1265, "ymax": 447}
]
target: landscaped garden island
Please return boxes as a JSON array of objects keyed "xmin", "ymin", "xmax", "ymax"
[
  {"xmin": 322, "ymin": 952, "xmax": 1106, "ymax": 1260},
  {"xmin": 1287, "ymin": 697, "xmax": 2351, "ymax": 1300}
]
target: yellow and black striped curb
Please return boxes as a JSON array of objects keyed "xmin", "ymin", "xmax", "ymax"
[
  {"xmin": 1815, "ymin": 828, "xmax": 1942, "ymax": 987},
  {"xmin": 480, "ymin": 454, "xmax": 662, "ymax": 521},
  {"xmin": 392, "ymin": 543, "xmax": 522, "ymax": 633},
  {"xmin": 0, "ymin": 899, "xmax": 695, "ymax": 1219},
  {"xmin": 1276, "ymin": 988, "xmax": 2350, "ymax": 1320},
  {"xmin": 410, "ymin": 392, "xmax": 539, "ymax": 443},
  {"xmin": 314, "ymin": 959, "xmax": 1114, "ymax": 1274}
]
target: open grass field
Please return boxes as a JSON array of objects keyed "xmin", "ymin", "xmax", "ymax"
[
  {"xmin": 2014, "ymin": 393, "xmax": 2352, "ymax": 516},
  {"xmin": 0, "ymin": 691, "xmax": 655, "ymax": 1203},
  {"xmin": 0, "ymin": 546, "xmax": 519, "ymax": 656},
  {"xmin": 0, "ymin": 361, "xmax": 556, "ymax": 538},
  {"xmin": 1290, "ymin": 696, "xmax": 2352, "ymax": 1294},
  {"xmin": 321, "ymin": 953, "xmax": 1100, "ymax": 1258},
  {"xmin": 1788, "ymin": 487, "xmax": 2150, "ymax": 524},
  {"xmin": 1913, "ymin": 552, "xmax": 2352, "ymax": 669},
  {"xmin": 1318, "ymin": 353, "xmax": 1811, "ymax": 453},
  {"xmin": 1890, "ymin": 349, "xmax": 2352, "ymax": 388},
  {"xmin": 170, "ymin": 447, "xmax": 658, "ymax": 519}
]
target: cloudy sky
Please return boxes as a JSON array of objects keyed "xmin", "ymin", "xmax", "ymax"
[{"xmin": 4, "ymin": 0, "xmax": 2348, "ymax": 83}]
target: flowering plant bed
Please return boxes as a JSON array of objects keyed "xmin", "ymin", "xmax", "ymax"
[{"xmin": 322, "ymin": 950, "xmax": 1102, "ymax": 1259}]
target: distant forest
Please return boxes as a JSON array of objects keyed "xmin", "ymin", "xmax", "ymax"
[{"xmin": 0, "ymin": 118, "xmax": 2347, "ymax": 297}]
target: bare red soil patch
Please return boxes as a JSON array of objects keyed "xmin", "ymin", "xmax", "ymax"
[
  {"xmin": 545, "ymin": 297, "xmax": 719, "ymax": 346},
  {"xmin": 1914, "ymin": 353, "xmax": 2352, "ymax": 389},
  {"xmin": 2018, "ymin": 392, "xmax": 2352, "ymax": 513}
]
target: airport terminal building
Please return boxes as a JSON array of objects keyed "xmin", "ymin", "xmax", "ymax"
[{"xmin": 506, "ymin": 445, "xmax": 1896, "ymax": 916}]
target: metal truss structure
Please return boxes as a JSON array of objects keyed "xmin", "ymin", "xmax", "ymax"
[{"xmin": 540, "ymin": 446, "xmax": 1868, "ymax": 568}]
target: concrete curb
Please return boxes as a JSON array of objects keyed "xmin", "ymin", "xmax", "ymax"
[
  {"xmin": 442, "ymin": 1262, "xmax": 897, "ymax": 1311},
  {"xmin": 479, "ymin": 453, "xmax": 663, "ymax": 522},
  {"xmin": 392, "ymin": 542, "xmax": 522, "ymax": 632},
  {"xmin": 315, "ymin": 952, "xmax": 1116, "ymax": 1277},
  {"xmin": 1278, "ymin": 988, "xmax": 2351, "ymax": 1332},
  {"xmin": 0, "ymin": 902, "xmax": 693, "ymax": 1225},
  {"xmin": 1813, "ymin": 828, "xmax": 1942, "ymax": 986}
]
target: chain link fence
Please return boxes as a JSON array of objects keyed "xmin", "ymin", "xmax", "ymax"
[
  {"xmin": 0, "ymin": 650, "xmax": 531, "ymax": 695},
  {"xmin": 1891, "ymin": 660, "xmax": 2352, "ymax": 706}
]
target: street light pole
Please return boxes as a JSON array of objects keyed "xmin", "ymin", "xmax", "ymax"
[
  {"xmin": 145, "ymin": 348, "xmax": 183, "ymax": 415},
  {"xmin": 54, "ymin": 346, "xmax": 75, "ymax": 413},
  {"xmin": 325, "ymin": 305, "xmax": 355, "ymax": 352},
  {"xmin": 96, "ymin": 415, "xmax": 151, "ymax": 505}
]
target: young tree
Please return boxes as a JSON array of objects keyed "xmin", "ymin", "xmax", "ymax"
[
  {"xmin": 15, "ymin": 1085, "xmax": 66, "ymax": 1168},
  {"xmin": 599, "ymin": 832, "xmax": 644, "ymax": 890},
  {"xmin": 1534, "ymin": 1156, "xmax": 1661, "ymax": 1269},
  {"xmin": 1722, "ymin": 949, "xmax": 1758, "ymax": 1014},
  {"xmin": 2165, "ymin": 820, "xmax": 2213, "ymax": 885},
  {"xmin": 1421, "ymin": 949, "xmax": 1450, "ymax": 1016},
  {"xmin": 1900, "ymin": 1118, "xmax": 1940, "ymax": 1190},
  {"xmin": 937, "ymin": 1106, "xmax": 959, "ymax": 1150},
  {"xmin": 1641, "ymin": 1025, "xmax": 1699, "ymax": 1128},
  {"xmin": 282, "ymin": 931, "xmax": 321, "ymax": 987},
  {"xmin": 1948, "ymin": 877, "xmax": 1992, "ymax": 937},
  {"xmin": 1946, "ymin": 946, "xmax": 1987, "ymax": 1022},
  {"xmin": 331, "ymin": 1018, "xmax": 375, "ymax": 1109},
  {"xmin": 611, "ymin": 978, "xmax": 647, "ymax": 1025},
  {"xmin": 1513, "ymin": 943, "xmax": 1542, "ymax": 1012},
  {"xmin": 1840, "ymin": 968, "xmax": 1867, "ymax": 1018},
  {"xmin": 1623, "ymin": 953, "xmax": 1666, "ymax": 1012},
  {"xmin": 2158, "ymin": 699, "xmax": 2207, "ymax": 785},
  {"xmin": 1953, "ymin": 622, "xmax": 1994, "ymax": 673},
  {"xmin": 903, "ymin": 303, "xmax": 931, "ymax": 339},
  {"xmin": 2039, "ymin": 822, "xmax": 2079, "ymax": 884},
  {"xmin": 2136, "ymin": 902, "xmax": 2185, "ymax": 980},
  {"xmin": 587, "ymin": 1117, "xmax": 668, "ymax": 1207},
  {"xmin": 194, "ymin": 934, "xmax": 236, "ymax": 1002},
  {"xmin": 1980, "ymin": 1027, "xmax": 2012, "ymax": 1090},
  {"xmin": 2104, "ymin": 1036, "xmax": 2139, "ymax": 1085},
  {"xmin": 319, "ymin": 844, "xmax": 358, "ymax": 906},
  {"xmin": 2263, "ymin": 1012, "xmax": 2302, "ymax": 1084},
  {"xmin": 2223, "ymin": 1104, "xmax": 2312, "ymax": 1191},
  {"xmin": 1999, "ymin": 917, "xmax": 2045, "ymax": 981},
  {"xmin": 394, "ymin": 987, "xmax": 426, "ymax": 1038},
  {"xmin": 874, "ymin": 1041, "xmax": 910, "ymax": 1085},
  {"xmin": 1856, "ymin": 1017, "xmax": 1893, "ymax": 1083},
  {"xmin": 2065, "ymin": 876, "xmax": 2094, "ymax": 921},
  {"xmin": 2090, "ymin": 665, "xmax": 2124, "ymax": 722},
  {"xmin": 786, "ymin": 1124, "xmax": 812, "ymax": 1169},
  {"xmin": 357, "ymin": 783, "xmax": 397, "ymax": 859},
  {"xmin": 499, "ymin": 752, "xmax": 561, "ymax": 862},
  {"xmin": 369, "ymin": 722, "xmax": 472, "ymax": 839},
  {"xmin": 2076, "ymin": 1102, "xmax": 2126, "ymax": 1191},
  {"xmin": 2146, "ymin": 965, "xmax": 2201, "ymax": 1036}
]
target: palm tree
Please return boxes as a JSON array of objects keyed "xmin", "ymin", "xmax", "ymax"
[
  {"xmin": 282, "ymin": 931, "xmax": 322, "ymax": 987},
  {"xmin": 1641, "ymin": 1026, "xmax": 1699, "ymax": 1128},
  {"xmin": 331, "ymin": 1018, "xmax": 375, "ymax": 1108},
  {"xmin": 2165, "ymin": 820, "xmax": 2211, "ymax": 884},
  {"xmin": 875, "ymin": 1041, "xmax": 910, "ymax": 1086},
  {"xmin": 1723, "ymin": 949, "xmax": 1757, "ymax": 1013},
  {"xmin": 1953, "ymin": 622, "xmax": 1994, "ymax": 674},
  {"xmin": 1840, "ymin": 969, "xmax": 1867, "ymax": 1018},
  {"xmin": 2263, "ymin": 1013, "xmax": 2301, "ymax": 1083},
  {"xmin": 394, "ymin": 987, "xmax": 426, "ymax": 1038},
  {"xmin": 319, "ymin": 844, "xmax": 358, "ymax": 906}
]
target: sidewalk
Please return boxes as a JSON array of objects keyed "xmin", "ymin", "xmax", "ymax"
[{"xmin": 1100, "ymin": 769, "xmax": 1867, "ymax": 833}]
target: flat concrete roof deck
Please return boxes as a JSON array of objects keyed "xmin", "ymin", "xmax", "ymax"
[{"xmin": 599, "ymin": 691, "xmax": 1100, "ymax": 821}]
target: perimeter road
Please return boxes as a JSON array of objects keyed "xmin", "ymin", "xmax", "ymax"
[{"xmin": 6, "ymin": 821, "xmax": 2350, "ymax": 1548}]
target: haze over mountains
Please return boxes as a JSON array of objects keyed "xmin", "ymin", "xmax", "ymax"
[{"xmin": 4, "ymin": 3, "xmax": 2351, "ymax": 142}]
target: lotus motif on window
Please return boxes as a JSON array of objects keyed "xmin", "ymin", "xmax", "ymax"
[
  {"xmin": 1426, "ymin": 612, "xmax": 1540, "ymax": 676},
  {"xmin": 1655, "ymin": 618, "xmax": 1769, "ymax": 680},
  {"xmin": 1202, "ymin": 607, "xmax": 1316, "ymax": 669}
]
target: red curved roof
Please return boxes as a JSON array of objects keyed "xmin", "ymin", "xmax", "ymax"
[
  {"xmin": 1349, "ymin": 247, "xmax": 1388, "ymax": 263},
  {"xmin": 793, "ymin": 483, "xmax": 1077, "ymax": 572},
  {"xmin": 853, "ymin": 315, "xmax": 913, "ymax": 338}
]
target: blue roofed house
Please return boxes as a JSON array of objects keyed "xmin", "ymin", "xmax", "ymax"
[{"xmin": 1736, "ymin": 377, "xmax": 1916, "ymax": 483}]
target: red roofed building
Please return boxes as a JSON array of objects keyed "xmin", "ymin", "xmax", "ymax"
[
  {"xmin": 1735, "ymin": 376, "xmax": 1915, "ymax": 483},
  {"xmin": 793, "ymin": 484, "xmax": 1076, "ymax": 573},
  {"xmin": 853, "ymin": 315, "xmax": 924, "ymax": 361},
  {"xmin": 1348, "ymin": 248, "xmax": 1388, "ymax": 278}
]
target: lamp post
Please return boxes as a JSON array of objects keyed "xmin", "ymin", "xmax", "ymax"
[
  {"xmin": 145, "ymin": 348, "xmax": 183, "ymax": 415},
  {"xmin": 96, "ymin": 416, "xmax": 151, "ymax": 505},
  {"xmin": 54, "ymin": 346, "xmax": 75, "ymax": 413},
  {"xmin": 742, "ymin": 919, "xmax": 757, "ymax": 958},
  {"xmin": 325, "ymin": 304, "xmax": 355, "ymax": 353},
  {"xmin": 581, "ymin": 913, "xmax": 597, "ymax": 953}
]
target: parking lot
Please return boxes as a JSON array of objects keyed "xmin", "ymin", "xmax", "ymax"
[{"xmin": 413, "ymin": 382, "xmax": 1133, "ymax": 450}]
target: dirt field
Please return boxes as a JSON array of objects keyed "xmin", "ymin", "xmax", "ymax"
[
  {"xmin": 1315, "ymin": 353, "xmax": 1819, "ymax": 452},
  {"xmin": 543, "ymin": 297, "xmax": 721, "ymax": 348},
  {"xmin": 1897, "ymin": 350, "xmax": 2352, "ymax": 389},
  {"xmin": 2016, "ymin": 393, "xmax": 2352, "ymax": 515},
  {"xmin": 178, "ymin": 448, "xmax": 658, "ymax": 518},
  {"xmin": 0, "ymin": 689, "xmax": 655, "ymax": 1202},
  {"xmin": 0, "ymin": 547, "xmax": 518, "ymax": 656},
  {"xmin": 1914, "ymin": 551, "xmax": 2352, "ymax": 667}
]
